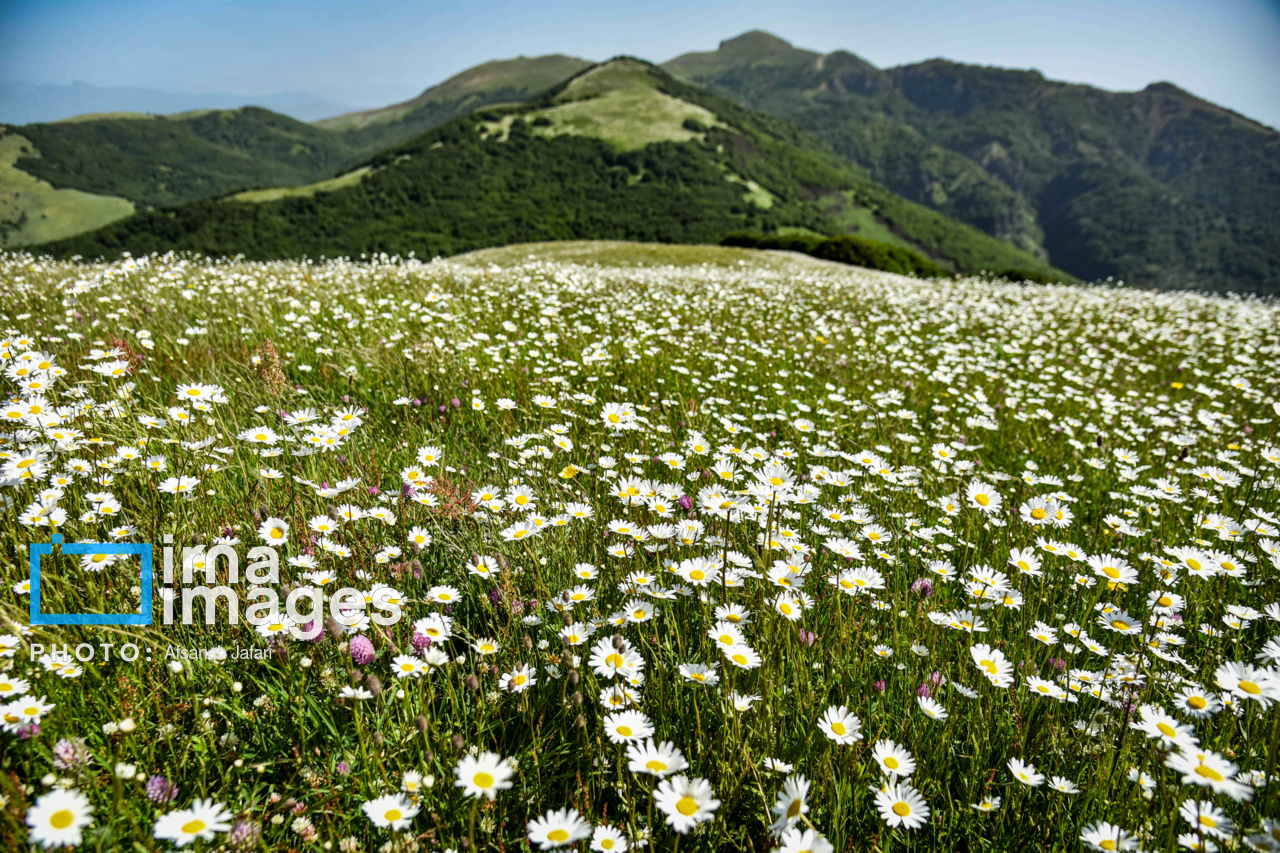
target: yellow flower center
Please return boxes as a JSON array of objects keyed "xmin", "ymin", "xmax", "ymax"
[
  {"xmin": 1195, "ymin": 764, "xmax": 1224, "ymax": 782},
  {"xmin": 676, "ymin": 797, "xmax": 699, "ymax": 816},
  {"xmin": 50, "ymin": 810, "xmax": 74, "ymax": 830}
]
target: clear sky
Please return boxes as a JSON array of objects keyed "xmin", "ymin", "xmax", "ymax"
[{"xmin": 3, "ymin": 0, "xmax": 1278, "ymax": 128}]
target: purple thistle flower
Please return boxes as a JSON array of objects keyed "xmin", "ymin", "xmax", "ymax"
[
  {"xmin": 873, "ymin": 680, "xmax": 886, "ymax": 693},
  {"xmin": 146, "ymin": 774, "xmax": 178, "ymax": 804},
  {"xmin": 335, "ymin": 761, "xmax": 351, "ymax": 776},
  {"xmin": 411, "ymin": 633, "xmax": 432, "ymax": 655},
  {"xmin": 349, "ymin": 635, "xmax": 375, "ymax": 666},
  {"xmin": 910, "ymin": 577, "xmax": 934, "ymax": 597},
  {"xmin": 678, "ymin": 495, "xmax": 693, "ymax": 511},
  {"xmin": 52, "ymin": 737, "xmax": 91, "ymax": 771},
  {"xmin": 17, "ymin": 724, "xmax": 39, "ymax": 740},
  {"xmin": 229, "ymin": 820, "xmax": 262, "ymax": 850}
]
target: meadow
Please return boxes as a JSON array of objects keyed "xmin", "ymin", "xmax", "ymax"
[{"xmin": 0, "ymin": 241, "xmax": 1277, "ymax": 852}]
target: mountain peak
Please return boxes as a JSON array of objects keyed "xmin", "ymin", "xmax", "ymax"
[{"xmin": 717, "ymin": 31, "xmax": 796, "ymax": 55}]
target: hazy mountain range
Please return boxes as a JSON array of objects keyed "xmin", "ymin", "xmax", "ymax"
[
  {"xmin": 0, "ymin": 80, "xmax": 355, "ymax": 125},
  {"xmin": 3, "ymin": 32, "xmax": 1277, "ymax": 292}
]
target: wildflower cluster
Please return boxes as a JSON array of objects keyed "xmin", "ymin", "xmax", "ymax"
[{"xmin": 0, "ymin": 248, "xmax": 1278, "ymax": 850}]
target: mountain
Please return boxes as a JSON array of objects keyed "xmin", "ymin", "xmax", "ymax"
[
  {"xmin": 318, "ymin": 55, "xmax": 594, "ymax": 151},
  {"xmin": 663, "ymin": 31, "xmax": 1280, "ymax": 293},
  {"xmin": 0, "ymin": 55, "xmax": 595, "ymax": 248},
  {"xmin": 0, "ymin": 108, "xmax": 366, "ymax": 247},
  {"xmin": 0, "ymin": 80, "xmax": 354, "ymax": 124},
  {"xmin": 33, "ymin": 58, "xmax": 1067, "ymax": 281}
]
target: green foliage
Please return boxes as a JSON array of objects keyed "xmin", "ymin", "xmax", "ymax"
[
  {"xmin": 720, "ymin": 230, "xmax": 948, "ymax": 277},
  {"xmin": 36, "ymin": 59, "xmax": 1069, "ymax": 283},
  {"xmin": 13, "ymin": 108, "xmax": 362, "ymax": 208},
  {"xmin": 664, "ymin": 33, "xmax": 1280, "ymax": 292},
  {"xmin": 42, "ymin": 124, "xmax": 781, "ymax": 260},
  {"xmin": 811, "ymin": 234, "xmax": 947, "ymax": 277}
]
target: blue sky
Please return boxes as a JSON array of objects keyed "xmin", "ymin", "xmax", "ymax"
[{"xmin": 3, "ymin": 0, "xmax": 1279, "ymax": 127}]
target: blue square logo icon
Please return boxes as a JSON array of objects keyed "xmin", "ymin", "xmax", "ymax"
[{"xmin": 29, "ymin": 535, "xmax": 153, "ymax": 626}]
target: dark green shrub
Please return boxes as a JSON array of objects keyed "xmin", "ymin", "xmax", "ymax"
[
  {"xmin": 720, "ymin": 232, "xmax": 763, "ymax": 248},
  {"xmin": 811, "ymin": 234, "xmax": 946, "ymax": 277}
]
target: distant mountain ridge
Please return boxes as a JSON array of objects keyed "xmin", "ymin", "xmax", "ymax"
[
  {"xmin": 662, "ymin": 31, "xmax": 1280, "ymax": 292},
  {"xmin": 5, "ymin": 33, "xmax": 1278, "ymax": 292},
  {"xmin": 34, "ymin": 58, "xmax": 1067, "ymax": 283},
  {"xmin": 0, "ymin": 79, "xmax": 355, "ymax": 124}
]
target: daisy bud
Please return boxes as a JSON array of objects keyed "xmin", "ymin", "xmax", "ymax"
[
  {"xmin": 452, "ymin": 735, "xmax": 465, "ymax": 752},
  {"xmin": 465, "ymin": 674, "xmax": 479, "ymax": 692},
  {"xmin": 416, "ymin": 718, "xmax": 430, "ymax": 734},
  {"xmin": 575, "ymin": 715, "xmax": 586, "ymax": 728},
  {"xmin": 366, "ymin": 675, "xmax": 382, "ymax": 697}
]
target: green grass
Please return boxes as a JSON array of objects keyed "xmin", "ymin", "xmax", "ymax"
[
  {"xmin": 228, "ymin": 166, "xmax": 375, "ymax": 203},
  {"xmin": 817, "ymin": 193, "xmax": 920, "ymax": 253},
  {"xmin": 481, "ymin": 62, "xmax": 725, "ymax": 152},
  {"xmin": 455, "ymin": 239, "xmax": 829, "ymax": 268},
  {"xmin": 0, "ymin": 241, "xmax": 1276, "ymax": 851},
  {"xmin": 0, "ymin": 131, "xmax": 135, "ymax": 247}
]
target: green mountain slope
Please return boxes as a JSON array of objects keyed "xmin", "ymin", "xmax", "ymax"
[
  {"xmin": 0, "ymin": 56, "xmax": 594, "ymax": 248},
  {"xmin": 0, "ymin": 108, "xmax": 368, "ymax": 246},
  {"xmin": 10, "ymin": 108, "xmax": 359, "ymax": 208},
  {"xmin": 318, "ymin": 55, "xmax": 593, "ymax": 150},
  {"xmin": 0, "ymin": 129, "xmax": 135, "ymax": 247},
  {"xmin": 664, "ymin": 31, "xmax": 1280, "ymax": 293},
  {"xmin": 35, "ymin": 59, "xmax": 1068, "ymax": 280}
]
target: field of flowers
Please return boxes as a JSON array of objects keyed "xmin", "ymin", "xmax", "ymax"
[{"xmin": 1, "ymin": 243, "xmax": 1278, "ymax": 852}]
